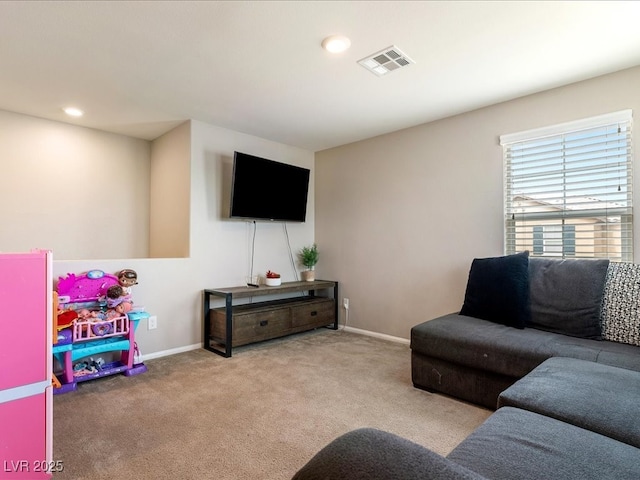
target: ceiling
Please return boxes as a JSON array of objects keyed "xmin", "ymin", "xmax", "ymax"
[{"xmin": 2, "ymin": 1, "xmax": 640, "ymax": 152}]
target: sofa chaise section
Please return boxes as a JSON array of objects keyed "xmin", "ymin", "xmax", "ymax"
[
  {"xmin": 497, "ymin": 356, "xmax": 640, "ymax": 448},
  {"xmin": 411, "ymin": 313, "xmax": 640, "ymax": 409}
]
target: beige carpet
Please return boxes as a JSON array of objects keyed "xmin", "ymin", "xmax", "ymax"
[{"xmin": 52, "ymin": 330, "xmax": 490, "ymax": 479}]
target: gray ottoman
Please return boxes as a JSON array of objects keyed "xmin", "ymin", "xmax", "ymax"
[{"xmin": 498, "ymin": 356, "xmax": 640, "ymax": 448}]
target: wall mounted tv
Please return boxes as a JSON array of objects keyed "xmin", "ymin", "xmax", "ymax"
[{"xmin": 230, "ymin": 151, "xmax": 311, "ymax": 222}]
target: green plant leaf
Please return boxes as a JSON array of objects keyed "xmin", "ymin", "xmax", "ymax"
[{"xmin": 298, "ymin": 243, "xmax": 319, "ymax": 268}]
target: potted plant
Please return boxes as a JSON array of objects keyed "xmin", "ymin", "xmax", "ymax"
[
  {"xmin": 265, "ymin": 270, "xmax": 282, "ymax": 286},
  {"xmin": 298, "ymin": 244, "xmax": 319, "ymax": 282}
]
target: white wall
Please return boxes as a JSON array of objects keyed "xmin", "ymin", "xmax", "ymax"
[
  {"xmin": 315, "ymin": 65, "xmax": 640, "ymax": 341},
  {"xmin": 48, "ymin": 119, "xmax": 315, "ymax": 357},
  {"xmin": 188, "ymin": 120, "xmax": 316, "ymax": 286},
  {"xmin": 0, "ymin": 110, "xmax": 151, "ymax": 260}
]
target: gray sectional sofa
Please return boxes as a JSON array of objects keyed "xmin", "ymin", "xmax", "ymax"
[
  {"xmin": 411, "ymin": 254, "xmax": 640, "ymax": 408},
  {"xmin": 293, "ymin": 356, "xmax": 640, "ymax": 480},
  {"xmin": 293, "ymin": 254, "xmax": 640, "ymax": 479}
]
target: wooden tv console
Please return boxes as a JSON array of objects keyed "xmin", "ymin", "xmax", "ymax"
[{"xmin": 202, "ymin": 280, "xmax": 338, "ymax": 357}]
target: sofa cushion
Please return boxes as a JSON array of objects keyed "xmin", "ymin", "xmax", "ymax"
[
  {"xmin": 448, "ymin": 407, "xmax": 640, "ymax": 480},
  {"xmin": 497, "ymin": 357, "xmax": 640, "ymax": 448},
  {"xmin": 528, "ymin": 257, "xmax": 609, "ymax": 339},
  {"xmin": 412, "ymin": 314, "xmax": 551, "ymax": 379},
  {"xmin": 292, "ymin": 428, "xmax": 487, "ymax": 480},
  {"xmin": 459, "ymin": 251, "xmax": 530, "ymax": 329},
  {"xmin": 411, "ymin": 314, "xmax": 640, "ymax": 380},
  {"xmin": 582, "ymin": 338, "xmax": 640, "ymax": 371},
  {"xmin": 601, "ymin": 262, "xmax": 640, "ymax": 347}
]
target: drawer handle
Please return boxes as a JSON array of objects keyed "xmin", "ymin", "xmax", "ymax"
[
  {"xmin": 260, "ymin": 320, "xmax": 268, "ymax": 327},
  {"xmin": 310, "ymin": 311, "xmax": 317, "ymax": 316}
]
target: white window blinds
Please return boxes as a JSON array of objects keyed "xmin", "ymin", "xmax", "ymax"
[{"xmin": 501, "ymin": 110, "xmax": 633, "ymax": 262}]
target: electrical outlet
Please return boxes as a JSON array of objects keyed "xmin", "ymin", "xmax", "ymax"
[
  {"xmin": 148, "ymin": 315, "xmax": 158, "ymax": 330},
  {"xmin": 343, "ymin": 298, "xmax": 349, "ymax": 310}
]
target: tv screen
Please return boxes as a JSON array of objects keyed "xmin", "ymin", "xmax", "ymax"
[{"xmin": 230, "ymin": 151, "xmax": 310, "ymax": 222}]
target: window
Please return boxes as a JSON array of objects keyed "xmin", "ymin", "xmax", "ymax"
[
  {"xmin": 501, "ymin": 110, "xmax": 633, "ymax": 262},
  {"xmin": 532, "ymin": 225, "xmax": 575, "ymax": 257}
]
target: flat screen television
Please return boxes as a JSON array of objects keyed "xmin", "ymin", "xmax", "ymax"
[{"xmin": 230, "ymin": 151, "xmax": 310, "ymax": 222}]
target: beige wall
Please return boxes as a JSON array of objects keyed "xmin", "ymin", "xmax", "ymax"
[
  {"xmin": 0, "ymin": 108, "xmax": 315, "ymax": 357},
  {"xmin": 6, "ymin": 65, "xmax": 640, "ymax": 355},
  {"xmin": 0, "ymin": 110, "xmax": 151, "ymax": 260},
  {"xmin": 149, "ymin": 121, "xmax": 191, "ymax": 258},
  {"xmin": 315, "ymin": 65, "xmax": 640, "ymax": 340}
]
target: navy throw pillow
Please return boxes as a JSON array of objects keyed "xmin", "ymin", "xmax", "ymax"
[{"xmin": 460, "ymin": 251, "xmax": 531, "ymax": 329}]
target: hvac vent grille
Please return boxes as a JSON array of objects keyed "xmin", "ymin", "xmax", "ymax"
[{"xmin": 358, "ymin": 45, "xmax": 415, "ymax": 76}]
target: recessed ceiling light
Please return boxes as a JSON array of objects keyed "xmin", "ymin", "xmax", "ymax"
[
  {"xmin": 322, "ymin": 35, "xmax": 351, "ymax": 54},
  {"xmin": 63, "ymin": 107, "xmax": 84, "ymax": 117}
]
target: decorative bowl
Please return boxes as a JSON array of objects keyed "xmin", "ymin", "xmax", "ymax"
[{"xmin": 265, "ymin": 277, "xmax": 282, "ymax": 286}]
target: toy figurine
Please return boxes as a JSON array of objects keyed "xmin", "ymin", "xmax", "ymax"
[
  {"xmin": 118, "ymin": 269, "xmax": 138, "ymax": 295},
  {"xmin": 77, "ymin": 309, "xmax": 101, "ymax": 321},
  {"xmin": 106, "ymin": 285, "xmax": 133, "ymax": 312},
  {"xmin": 114, "ymin": 300, "xmax": 133, "ymax": 315}
]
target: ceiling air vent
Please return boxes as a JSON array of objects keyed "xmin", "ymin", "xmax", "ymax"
[{"xmin": 358, "ymin": 45, "xmax": 415, "ymax": 77}]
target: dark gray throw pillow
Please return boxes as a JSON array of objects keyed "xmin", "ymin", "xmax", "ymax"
[
  {"xmin": 528, "ymin": 257, "xmax": 609, "ymax": 339},
  {"xmin": 460, "ymin": 251, "xmax": 530, "ymax": 329}
]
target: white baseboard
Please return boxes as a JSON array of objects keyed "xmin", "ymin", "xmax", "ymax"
[
  {"xmin": 342, "ymin": 326, "xmax": 410, "ymax": 345},
  {"xmin": 140, "ymin": 328, "xmax": 409, "ymax": 362},
  {"xmin": 141, "ymin": 342, "xmax": 202, "ymax": 362}
]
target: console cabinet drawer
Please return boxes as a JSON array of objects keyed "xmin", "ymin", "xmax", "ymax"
[
  {"xmin": 209, "ymin": 296, "xmax": 335, "ymax": 348},
  {"xmin": 291, "ymin": 298, "xmax": 334, "ymax": 329},
  {"xmin": 233, "ymin": 309, "xmax": 292, "ymax": 346}
]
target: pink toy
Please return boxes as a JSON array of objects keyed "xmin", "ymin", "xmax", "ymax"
[
  {"xmin": 52, "ymin": 269, "xmax": 148, "ymax": 394},
  {"xmin": 57, "ymin": 269, "xmax": 119, "ymax": 304},
  {"xmin": 91, "ymin": 322, "xmax": 113, "ymax": 337},
  {"xmin": 0, "ymin": 251, "xmax": 53, "ymax": 477}
]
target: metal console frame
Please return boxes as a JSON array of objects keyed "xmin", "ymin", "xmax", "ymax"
[{"xmin": 202, "ymin": 280, "xmax": 339, "ymax": 357}]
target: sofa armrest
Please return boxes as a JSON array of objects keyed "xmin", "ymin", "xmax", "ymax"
[{"xmin": 292, "ymin": 428, "xmax": 487, "ymax": 480}]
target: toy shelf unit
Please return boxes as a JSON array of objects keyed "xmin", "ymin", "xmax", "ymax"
[
  {"xmin": 52, "ymin": 269, "xmax": 149, "ymax": 394},
  {"xmin": 203, "ymin": 280, "xmax": 338, "ymax": 357}
]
